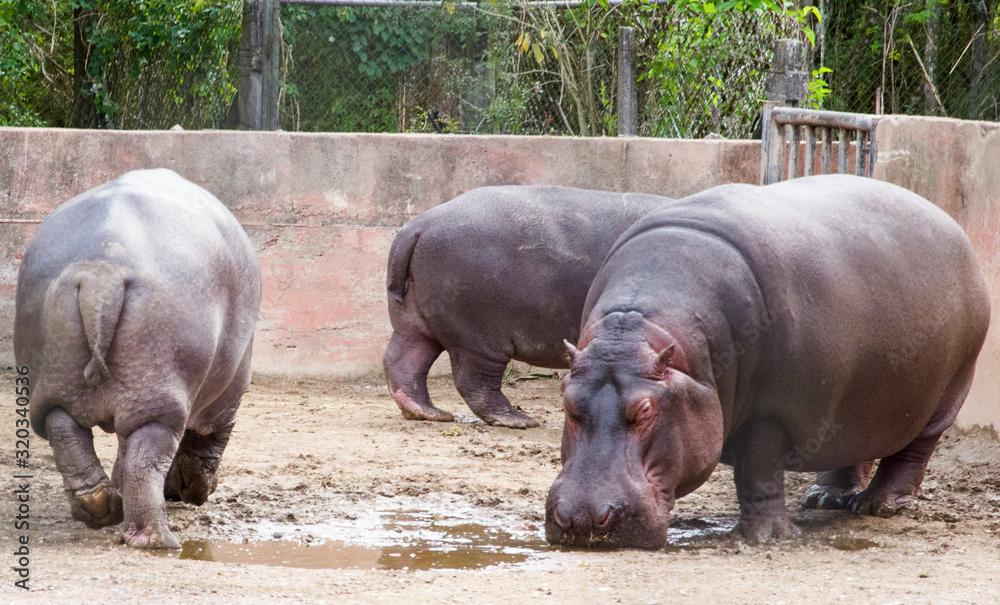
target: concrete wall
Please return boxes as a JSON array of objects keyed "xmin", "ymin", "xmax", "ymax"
[
  {"xmin": 873, "ymin": 116, "xmax": 1000, "ymax": 428},
  {"xmin": 3, "ymin": 120, "xmax": 996, "ymax": 428},
  {"xmin": 0, "ymin": 128, "xmax": 760, "ymax": 378}
]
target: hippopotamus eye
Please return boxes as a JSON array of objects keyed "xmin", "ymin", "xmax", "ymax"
[{"xmin": 632, "ymin": 398, "xmax": 655, "ymax": 427}]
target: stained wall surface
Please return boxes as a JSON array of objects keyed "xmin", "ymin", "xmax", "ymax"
[{"xmin": 0, "ymin": 129, "xmax": 759, "ymax": 378}]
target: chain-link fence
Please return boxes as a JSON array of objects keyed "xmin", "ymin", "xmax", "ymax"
[
  {"xmin": 278, "ymin": 1, "xmax": 796, "ymax": 138},
  {"xmin": 818, "ymin": 0, "xmax": 1000, "ymax": 121},
  {"xmin": 2, "ymin": 1, "xmax": 997, "ymax": 133}
]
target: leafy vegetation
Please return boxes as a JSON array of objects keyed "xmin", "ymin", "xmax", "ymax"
[
  {"xmin": 2, "ymin": 0, "xmax": 996, "ymax": 132},
  {"xmin": 821, "ymin": 0, "xmax": 999, "ymax": 120},
  {"xmin": 0, "ymin": 0, "xmax": 241, "ymax": 128}
]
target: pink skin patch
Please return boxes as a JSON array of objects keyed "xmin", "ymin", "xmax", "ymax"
[
  {"xmin": 392, "ymin": 389, "xmax": 431, "ymax": 419},
  {"xmin": 121, "ymin": 522, "xmax": 178, "ymax": 549}
]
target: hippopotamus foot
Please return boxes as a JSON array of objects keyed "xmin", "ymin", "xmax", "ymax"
[
  {"xmin": 846, "ymin": 456, "xmax": 925, "ymax": 518},
  {"xmin": 120, "ymin": 520, "xmax": 181, "ymax": 550},
  {"xmin": 391, "ymin": 390, "xmax": 455, "ymax": 423},
  {"xmin": 45, "ymin": 407, "xmax": 125, "ymax": 529},
  {"xmin": 800, "ymin": 462, "xmax": 875, "ymax": 510},
  {"xmin": 479, "ymin": 408, "xmax": 539, "ymax": 429},
  {"xmin": 383, "ymin": 331, "xmax": 451, "ymax": 422},
  {"xmin": 848, "ymin": 489, "xmax": 914, "ymax": 518},
  {"xmin": 734, "ymin": 514, "xmax": 801, "ymax": 543},
  {"xmin": 800, "ymin": 485, "xmax": 858, "ymax": 510},
  {"xmin": 164, "ymin": 427, "xmax": 232, "ymax": 505},
  {"xmin": 117, "ymin": 421, "xmax": 182, "ymax": 549},
  {"xmin": 70, "ymin": 482, "xmax": 124, "ymax": 529}
]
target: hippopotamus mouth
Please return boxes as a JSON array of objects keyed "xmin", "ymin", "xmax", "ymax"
[{"xmin": 545, "ymin": 469, "xmax": 675, "ymax": 550}]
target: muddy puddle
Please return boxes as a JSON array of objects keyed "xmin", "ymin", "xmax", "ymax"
[
  {"xmin": 663, "ymin": 517, "xmax": 736, "ymax": 552},
  {"xmin": 152, "ymin": 504, "xmax": 742, "ymax": 570},
  {"xmin": 153, "ymin": 506, "xmax": 551, "ymax": 571},
  {"xmin": 826, "ymin": 534, "xmax": 881, "ymax": 551}
]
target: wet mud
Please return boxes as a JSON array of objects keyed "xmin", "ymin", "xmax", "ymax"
[{"xmin": 2, "ymin": 372, "xmax": 1000, "ymax": 603}]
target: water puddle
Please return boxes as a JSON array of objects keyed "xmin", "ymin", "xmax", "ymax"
[
  {"xmin": 664, "ymin": 517, "xmax": 735, "ymax": 551},
  {"xmin": 153, "ymin": 508, "xmax": 550, "ymax": 571}
]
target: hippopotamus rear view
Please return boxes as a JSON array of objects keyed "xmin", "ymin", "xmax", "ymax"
[
  {"xmin": 546, "ymin": 174, "xmax": 989, "ymax": 548},
  {"xmin": 14, "ymin": 169, "xmax": 261, "ymax": 549},
  {"xmin": 384, "ymin": 186, "xmax": 671, "ymax": 428}
]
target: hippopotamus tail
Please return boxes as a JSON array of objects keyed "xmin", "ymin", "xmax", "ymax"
[
  {"xmin": 74, "ymin": 263, "xmax": 128, "ymax": 386},
  {"xmin": 387, "ymin": 223, "xmax": 421, "ymax": 303}
]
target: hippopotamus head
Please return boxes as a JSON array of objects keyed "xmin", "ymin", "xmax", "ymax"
[{"xmin": 545, "ymin": 311, "xmax": 724, "ymax": 549}]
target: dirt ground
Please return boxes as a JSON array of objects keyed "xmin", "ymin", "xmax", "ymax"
[{"xmin": 2, "ymin": 370, "xmax": 1000, "ymax": 604}]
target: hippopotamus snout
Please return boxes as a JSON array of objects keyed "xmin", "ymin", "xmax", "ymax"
[{"xmin": 545, "ymin": 467, "xmax": 671, "ymax": 549}]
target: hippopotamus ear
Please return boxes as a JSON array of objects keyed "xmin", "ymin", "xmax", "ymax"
[
  {"xmin": 563, "ymin": 340, "xmax": 579, "ymax": 365},
  {"xmin": 653, "ymin": 343, "xmax": 690, "ymax": 379}
]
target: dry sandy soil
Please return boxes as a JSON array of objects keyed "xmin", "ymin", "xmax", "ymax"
[{"xmin": 2, "ymin": 370, "xmax": 999, "ymax": 604}]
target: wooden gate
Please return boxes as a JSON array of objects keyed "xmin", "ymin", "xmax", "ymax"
[{"xmin": 761, "ymin": 107, "xmax": 881, "ymax": 185}]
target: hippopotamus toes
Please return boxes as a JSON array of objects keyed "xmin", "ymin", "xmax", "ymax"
[
  {"xmin": 800, "ymin": 462, "xmax": 875, "ymax": 511},
  {"xmin": 383, "ymin": 186, "xmax": 671, "ymax": 429},
  {"xmin": 70, "ymin": 482, "xmax": 124, "ymax": 530},
  {"xmin": 15, "ymin": 169, "xmax": 261, "ymax": 549},
  {"xmin": 547, "ymin": 175, "xmax": 990, "ymax": 549},
  {"xmin": 120, "ymin": 520, "xmax": 181, "ymax": 550}
]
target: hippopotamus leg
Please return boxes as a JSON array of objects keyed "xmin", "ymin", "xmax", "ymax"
[
  {"xmin": 800, "ymin": 462, "xmax": 875, "ymax": 510},
  {"xmin": 116, "ymin": 422, "xmax": 182, "ymax": 549},
  {"xmin": 383, "ymin": 331, "xmax": 452, "ymax": 422},
  {"xmin": 165, "ymin": 344, "xmax": 251, "ymax": 505},
  {"xmin": 850, "ymin": 362, "xmax": 975, "ymax": 518},
  {"xmin": 46, "ymin": 407, "xmax": 124, "ymax": 529},
  {"xmin": 449, "ymin": 348, "xmax": 539, "ymax": 429},
  {"xmin": 731, "ymin": 418, "xmax": 801, "ymax": 543},
  {"xmin": 164, "ymin": 427, "xmax": 232, "ymax": 505}
]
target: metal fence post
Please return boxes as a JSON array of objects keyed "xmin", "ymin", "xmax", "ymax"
[
  {"xmin": 617, "ymin": 26, "xmax": 637, "ymax": 137},
  {"xmin": 239, "ymin": 0, "xmax": 281, "ymax": 130},
  {"xmin": 761, "ymin": 39, "xmax": 808, "ymax": 184}
]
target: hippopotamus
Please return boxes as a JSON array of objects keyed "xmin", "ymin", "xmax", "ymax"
[
  {"xmin": 545, "ymin": 174, "xmax": 990, "ymax": 548},
  {"xmin": 384, "ymin": 186, "xmax": 671, "ymax": 428},
  {"xmin": 14, "ymin": 169, "xmax": 261, "ymax": 549}
]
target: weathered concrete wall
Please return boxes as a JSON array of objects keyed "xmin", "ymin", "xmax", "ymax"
[
  {"xmin": 0, "ymin": 128, "xmax": 760, "ymax": 378},
  {"xmin": 874, "ymin": 116, "xmax": 1000, "ymax": 428}
]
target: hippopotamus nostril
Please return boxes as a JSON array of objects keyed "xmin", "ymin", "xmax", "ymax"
[
  {"xmin": 553, "ymin": 504, "xmax": 572, "ymax": 530},
  {"xmin": 595, "ymin": 504, "xmax": 617, "ymax": 529}
]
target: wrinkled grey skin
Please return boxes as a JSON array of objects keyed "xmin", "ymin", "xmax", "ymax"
[
  {"xmin": 384, "ymin": 186, "xmax": 671, "ymax": 428},
  {"xmin": 14, "ymin": 169, "xmax": 261, "ymax": 549},
  {"xmin": 546, "ymin": 175, "xmax": 990, "ymax": 549}
]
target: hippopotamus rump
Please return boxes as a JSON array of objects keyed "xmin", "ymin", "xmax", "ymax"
[
  {"xmin": 546, "ymin": 174, "xmax": 989, "ymax": 548},
  {"xmin": 384, "ymin": 186, "xmax": 671, "ymax": 428},
  {"xmin": 14, "ymin": 169, "xmax": 261, "ymax": 549}
]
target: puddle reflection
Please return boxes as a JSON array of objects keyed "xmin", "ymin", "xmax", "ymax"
[{"xmin": 154, "ymin": 510, "xmax": 549, "ymax": 571}]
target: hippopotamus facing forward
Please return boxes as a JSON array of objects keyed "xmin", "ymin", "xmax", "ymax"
[
  {"xmin": 546, "ymin": 174, "xmax": 989, "ymax": 548},
  {"xmin": 14, "ymin": 169, "xmax": 261, "ymax": 549},
  {"xmin": 384, "ymin": 186, "xmax": 671, "ymax": 428}
]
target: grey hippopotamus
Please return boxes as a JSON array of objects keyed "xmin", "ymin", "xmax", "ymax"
[
  {"xmin": 14, "ymin": 169, "xmax": 261, "ymax": 549},
  {"xmin": 545, "ymin": 174, "xmax": 989, "ymax": 548},
  {"xmin": 384, "ymin": 186, "xmax": 671, "ymax": 428}
]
